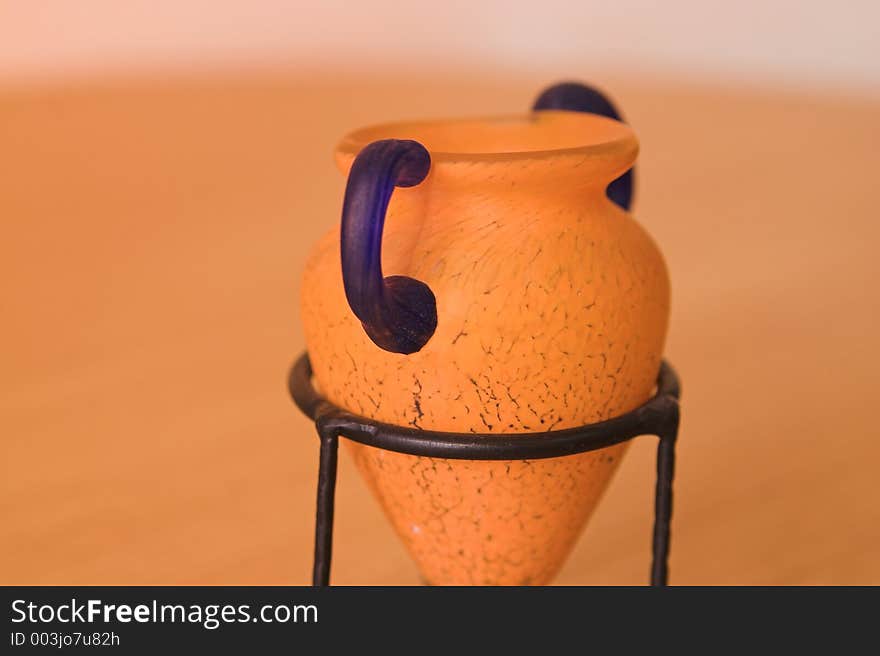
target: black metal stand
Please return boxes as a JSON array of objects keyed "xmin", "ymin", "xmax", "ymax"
[{"xmin": 288, "ymin": 352, "xmax": 681, "ymax": 586}]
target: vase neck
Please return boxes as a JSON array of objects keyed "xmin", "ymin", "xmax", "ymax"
[{"xmin": 336, "ymin": 110, "xmax": 637, "ymax": 194}]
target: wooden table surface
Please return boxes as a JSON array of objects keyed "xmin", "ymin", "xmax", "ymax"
[{"xmin": 2, "ymin": 72, "xmax": 878, "ymax": 585}]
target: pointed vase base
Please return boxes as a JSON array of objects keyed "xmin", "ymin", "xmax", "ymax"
[{"xmin": 346, "ymin": 440, "xmax": 628, "ymax": 586}]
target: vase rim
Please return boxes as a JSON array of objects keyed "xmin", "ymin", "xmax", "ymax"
[{"xmin": 336, "ymin": 110, "xmax": 636, "ymax": 163}]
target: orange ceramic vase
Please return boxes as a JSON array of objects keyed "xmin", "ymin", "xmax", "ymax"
[{"xmin": 300, "ymin": 83, "xmax": 670, "ymax": 585}]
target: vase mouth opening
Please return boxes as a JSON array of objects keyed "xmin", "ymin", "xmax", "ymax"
[{"xmin": 336, "ymin": 110, "xmax": 637, "ymax": 163}]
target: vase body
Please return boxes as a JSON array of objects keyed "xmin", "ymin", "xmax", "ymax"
[{"xmin": 300, "ymin": 111, "xmax": 670, "ymax": 585}]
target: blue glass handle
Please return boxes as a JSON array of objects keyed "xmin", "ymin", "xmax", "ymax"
[
  {"xmin": 532, "ymin": 82, "xmax": 634, "ymax": 210},
  {"xmin": 340, "ymin": 139, "xmax": 437, "ymax": 355}
]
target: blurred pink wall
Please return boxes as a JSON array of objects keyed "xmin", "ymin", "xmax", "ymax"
[{"xmin": 1, "ymin": 1, "xmax": 878, "ymax": 90}]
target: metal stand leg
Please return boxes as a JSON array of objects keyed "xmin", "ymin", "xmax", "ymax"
[
  {"xmin": 650, "ymin": 401, "xmax": 680, "ymax": 586},
  {"xmin": 312, "ymin": 431, "xmax": 338, "ymax": 586}
]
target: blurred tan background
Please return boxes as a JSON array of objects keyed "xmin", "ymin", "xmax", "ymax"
[{"xmin": 1, "ymin": 2, "xmax": 878, "ymax": 585}]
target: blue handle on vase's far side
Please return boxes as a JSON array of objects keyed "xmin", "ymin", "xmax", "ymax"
[{"xmin": 532, "ymin": 81, "xmax": 634, "ymax": 211}]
